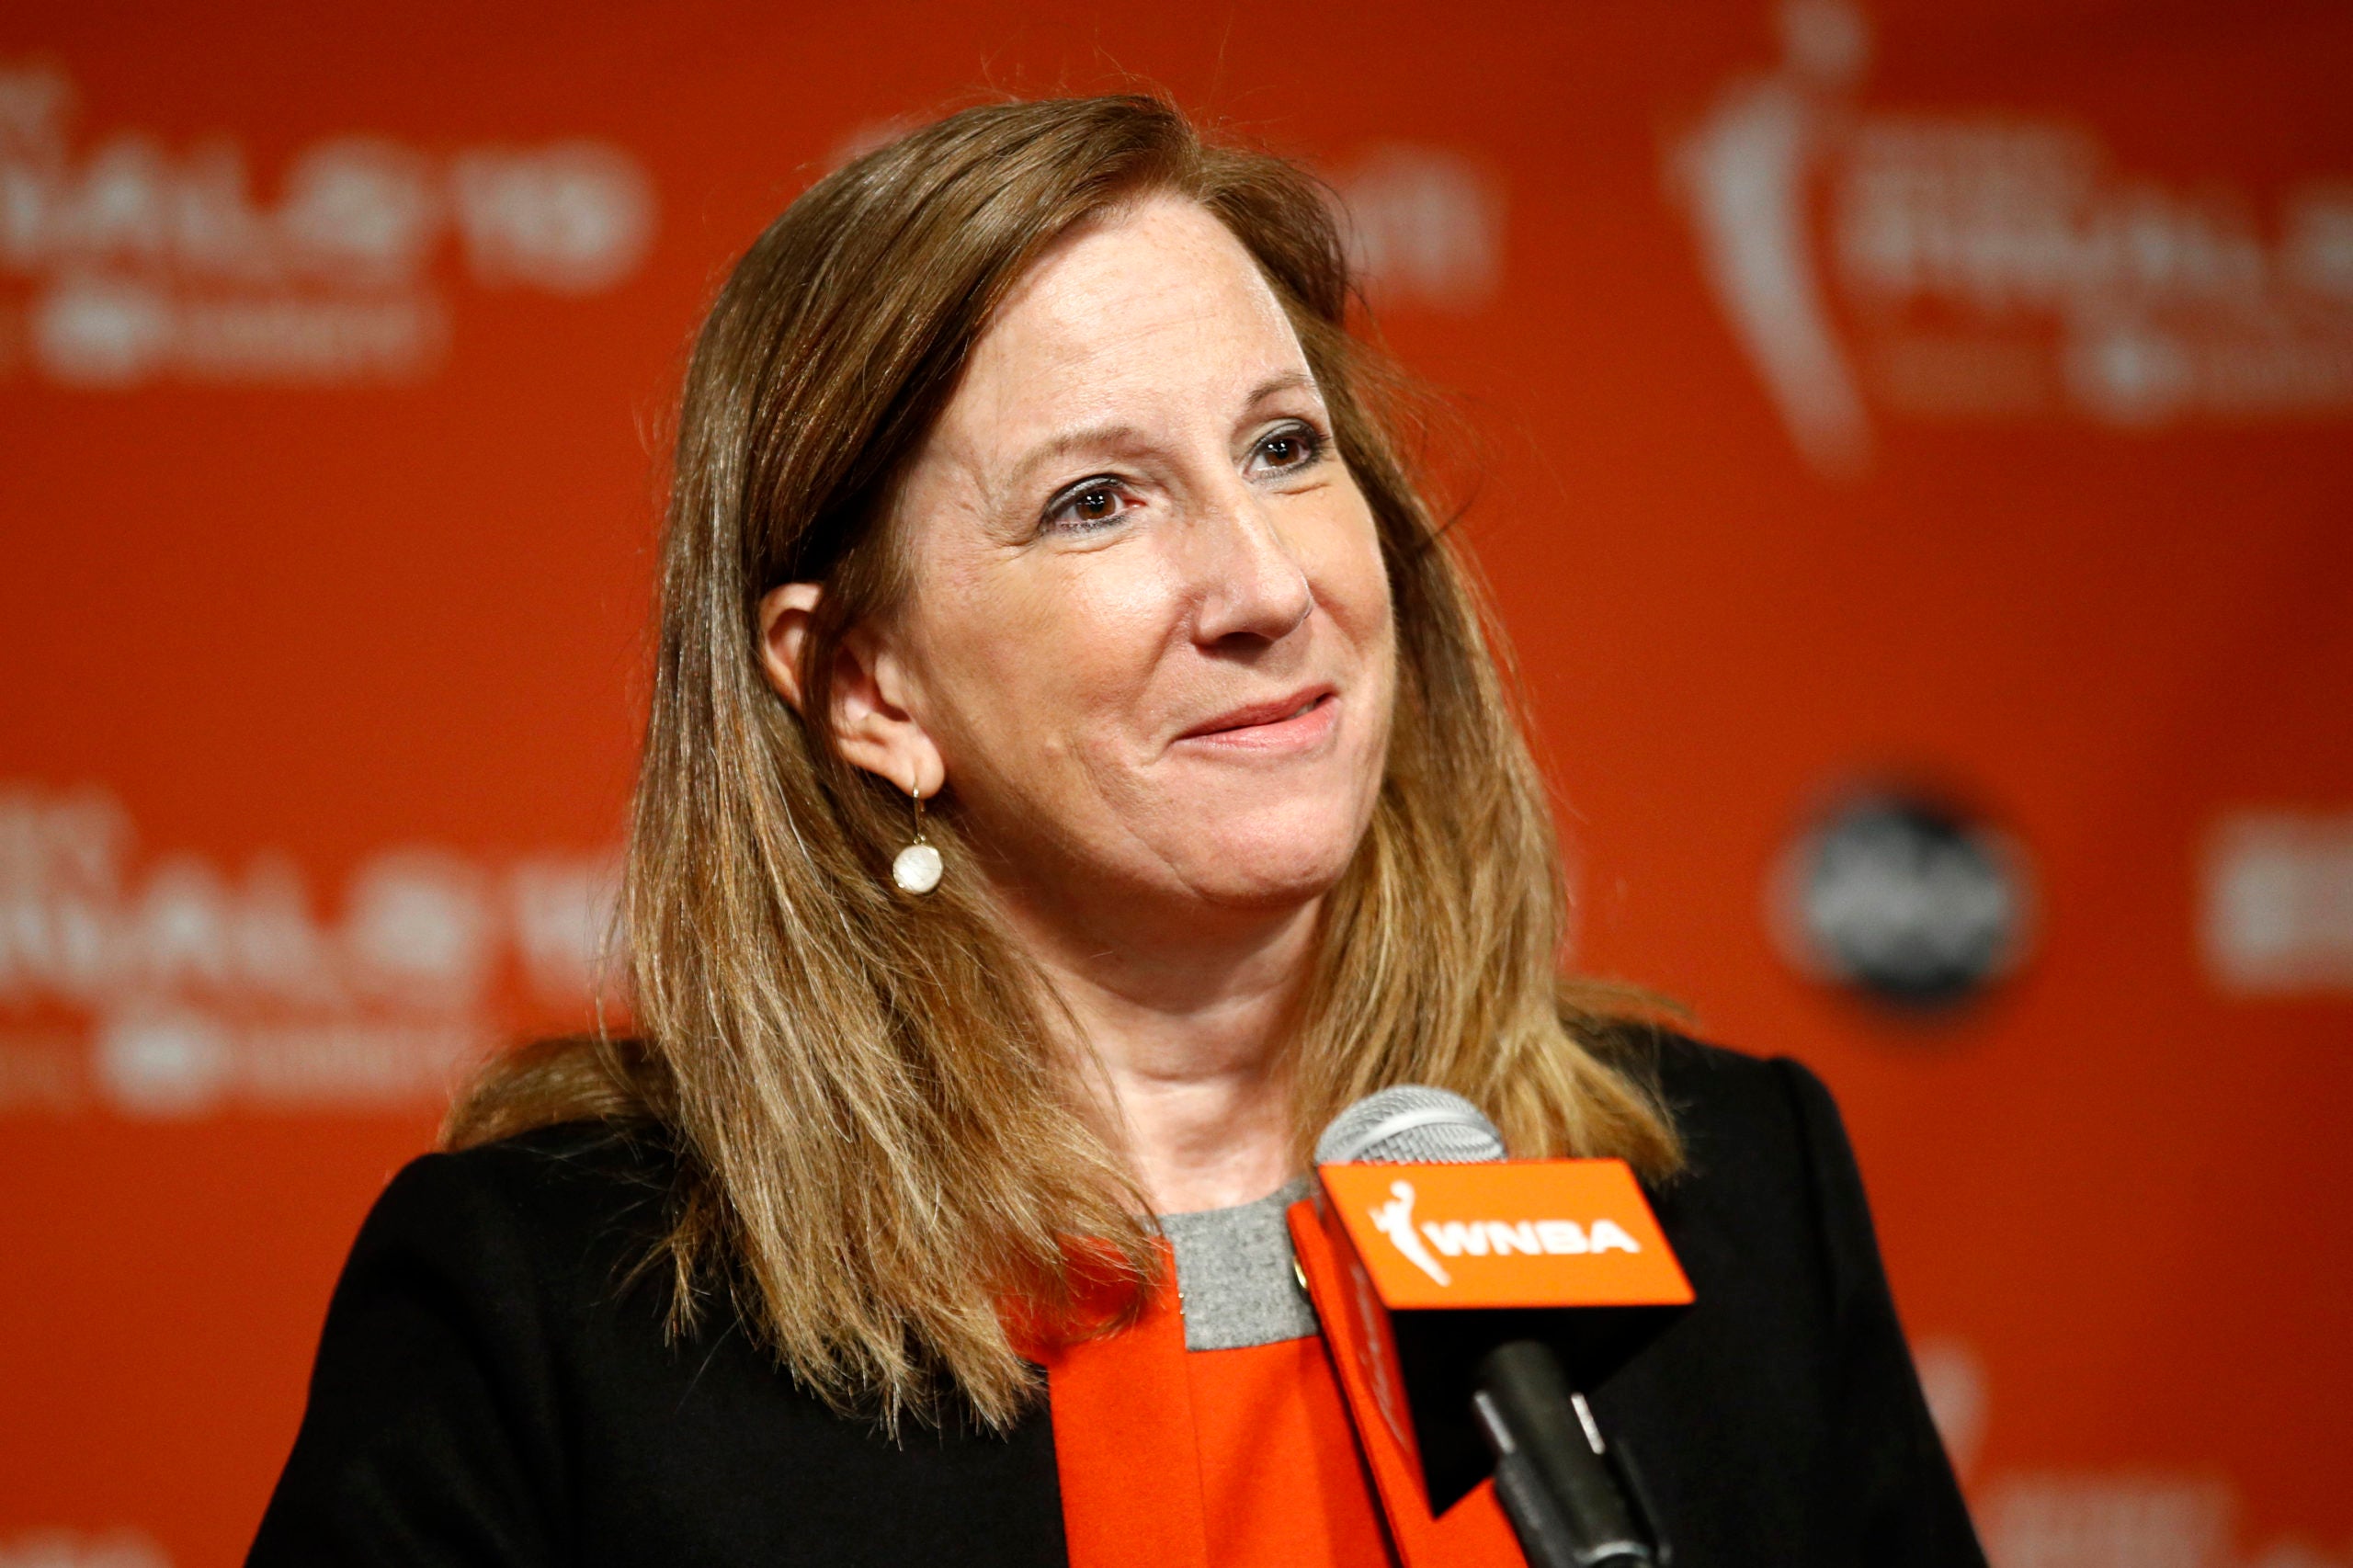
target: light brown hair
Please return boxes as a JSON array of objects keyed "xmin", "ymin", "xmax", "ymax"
[{"xmin": 448, "ymin": 94, "xmax": 1681, "ymax": 1432}]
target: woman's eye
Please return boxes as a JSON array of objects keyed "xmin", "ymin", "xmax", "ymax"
[
  {"xmin": 1043, "ymin": 480, "xmax": 1135, "ymax": 533},
  {"xmin": 1250, "ymin": 424, "xmax": 1324, "ymax": 474}
]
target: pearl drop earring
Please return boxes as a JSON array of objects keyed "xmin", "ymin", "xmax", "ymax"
[{"xmin": 892, "ymin": 784, "xmax": 943, "ymax": 894}]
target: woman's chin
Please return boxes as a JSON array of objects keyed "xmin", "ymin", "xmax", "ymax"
[
  {"xmin": 1127, "ymin": 794, "xmax": 1373, "ymax": 906},
  {"xmin": 1160, "ymin": 833, "xmax": 1363, "ymax": 913}
]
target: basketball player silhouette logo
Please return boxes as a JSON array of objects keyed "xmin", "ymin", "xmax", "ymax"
[{"xmin": 1370, "ymin": 1178, "xmax": 1451, "ymax": 1288}]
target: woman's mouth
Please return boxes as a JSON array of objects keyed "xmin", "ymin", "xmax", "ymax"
[{"xmin": 1175, "ymin": 687, "xmax": 1340, "ymax": 750}]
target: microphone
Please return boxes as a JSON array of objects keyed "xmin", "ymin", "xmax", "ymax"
[
  {"xmin": 1291, "ymin": 1086, "xmax": 1687, "ymax": 1568},
  {"xmin": 1316, "ymin": 1085, "xmax": 1511, "ymax": 1165}
]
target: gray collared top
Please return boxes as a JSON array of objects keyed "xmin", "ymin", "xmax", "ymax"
[{"xmin": 1156, "ymin": 1176, "xmax": 1323, "ymax": 1352}]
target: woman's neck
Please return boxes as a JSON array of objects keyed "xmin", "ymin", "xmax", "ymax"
[{"xmin": 996, "ymin": 890, "xmax": 1316, "ymax": 1214}]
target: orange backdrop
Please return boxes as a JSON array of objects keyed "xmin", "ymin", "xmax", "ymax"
[{"xmin": 4, "ymin": 3, "xmax": 2348, "ymax": 1565}]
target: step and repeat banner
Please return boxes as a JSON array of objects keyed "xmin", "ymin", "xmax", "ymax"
[{"xmin": 3, "ymin": 2, "xmax": 2347, "ymax": 1563}]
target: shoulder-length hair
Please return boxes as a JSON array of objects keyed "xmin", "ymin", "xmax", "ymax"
[{"xmin": 449, "ymin": 94, "xmax": 1680, "ymax": 1432}]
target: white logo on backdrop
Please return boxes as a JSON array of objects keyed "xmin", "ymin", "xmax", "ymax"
[
  {"xmin": 1910, "ymin": 1334, "xmax": 1988, "ymax": 1478},
  {"xmin": 1331, "ymin": 146, "xmax": 1504, "ymax": 310},
  {"xmin": 0, "ymin": 61, "xmax": 655, "ymax": 387},
  {"xmin": 2201, "ymin": 812, "xmax": 2353, "ymax": 995},
  {"xmin": 0, "ymin": 785, "xmax": 619, "ymax": 1118},
  {"xmin": 1977, "ymin": 1474, "xmax": 2350, "ymax": 1568},
  {"xmin": 0, "ymin": 1530, "xmax": 169, "ymax": 1568},
  {"xmin": 1905, "ymin": 1338, "xmax": 2347, "ymax": 1568},
  {"xmin": 1670, "ymin": 0, "xmax": 2353, "ymax": 474}
]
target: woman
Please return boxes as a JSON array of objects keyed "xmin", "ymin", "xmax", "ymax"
[{"xmin": 250, "ymin": 96, "xmax": 1982, "ymax": 1567}]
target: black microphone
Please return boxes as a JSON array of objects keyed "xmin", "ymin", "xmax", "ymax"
[
  {"xmin": 1475, "ymin": 1340, "xmax": 1665, "ymax": 1568},
  {"xmin": 1313, "ymin": 1086, "xmax": 1675, "ymax": 1568}
]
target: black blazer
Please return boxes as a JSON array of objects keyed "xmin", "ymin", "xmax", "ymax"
[{"xmin": 249, "ymin": 1036, "xmax": 1986, "ymax": 1567}]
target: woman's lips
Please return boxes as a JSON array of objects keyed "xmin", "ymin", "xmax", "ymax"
[{"xmin": 1175, "ymin": 687, "xmax": 1340, "ymax": 750}]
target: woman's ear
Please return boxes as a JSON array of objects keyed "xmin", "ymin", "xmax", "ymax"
[
  {"xmin": 756, "ymin": 583, "xmax": 826, "ymax": 714},
  {"xmin": 756, "ymin": 583, "xmax": 945, "ymax": 799}
]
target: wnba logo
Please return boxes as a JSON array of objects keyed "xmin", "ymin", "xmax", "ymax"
[{"xmin": 1367, "ymin": 1177, "xmax": 1645, "ymax": 1289}]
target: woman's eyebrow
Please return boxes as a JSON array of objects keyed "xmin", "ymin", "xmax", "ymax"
[
  {"xmin": 999, "ymin": 369, "xmax": 1324, "ymax": 498},
  {"xmin": 1004, "ymin": 422, "xmax": 1150, "ymax": 495},
  {"xmin": 1244, "ymin": 369, "xmax": 1321, "ymax": 406}
]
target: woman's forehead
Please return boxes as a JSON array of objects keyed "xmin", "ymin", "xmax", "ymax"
[{"xmin": 942, "ymin": 196, "xmax": 1316, "ymax": 457}]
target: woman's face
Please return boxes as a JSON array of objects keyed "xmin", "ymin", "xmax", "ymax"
[{"xmin": 875, "ymin": 194, "xmax": 1396, "ymax": 936}]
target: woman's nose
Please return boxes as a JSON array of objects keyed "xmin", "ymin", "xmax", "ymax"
[{"xmin": 1188, "ymin": 487, "xmax": 1314, "ymax": 647}]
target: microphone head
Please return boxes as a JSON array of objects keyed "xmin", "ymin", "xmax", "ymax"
[{"xmin": 1314, "ymin": 1085, "xmax": 1507, "ymax": 1166}]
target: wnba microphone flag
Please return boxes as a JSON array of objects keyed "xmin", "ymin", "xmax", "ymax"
[
  {"xmin": 1288, "ymin": 1161, "xmax": 1692, "ymax": 1567},
  {"xmin": 1320, "ymin": 1161, "xmax": 1693, "ymax": 1310}
]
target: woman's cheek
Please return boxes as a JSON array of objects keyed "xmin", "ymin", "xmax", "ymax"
[
  {"xmin": 1290, "ymin": 487, "xmax": 1385, "ymax": 624},
  {"xmin": 1087, "ymin": 539, "xmax": 1198, "ymax": 641}
]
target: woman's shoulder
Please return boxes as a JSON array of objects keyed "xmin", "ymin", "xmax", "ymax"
[
  {"xmin": 1608, "ymin": 1027, "xmax": 1904, "ymax": 1337},
  {"xmin": 1601, "ymin": 1025, "xmax": 1855, "ymax": 1186},
  {"xmin": 381, "ymin": 1116, "xmax": 670, "ymax": 1214},
  {"xmin": 253, "ymin": 1123, "xmax": 690, "ymax": 1564},
  {"xmin": 379, "ymin": 1119, "xmax": 678, "ymax": 1221},
  {"xmin": 341, "ymin": 1121, "xmax": 684, "ymax": 1333},
  {"xmin": 261, "ymin": 1121, "xmax": 1075, "ymax": 1567},
  {"xmin": 1591, "ymin": 1031, "xmax": 1986, "ymax": 1564}
]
